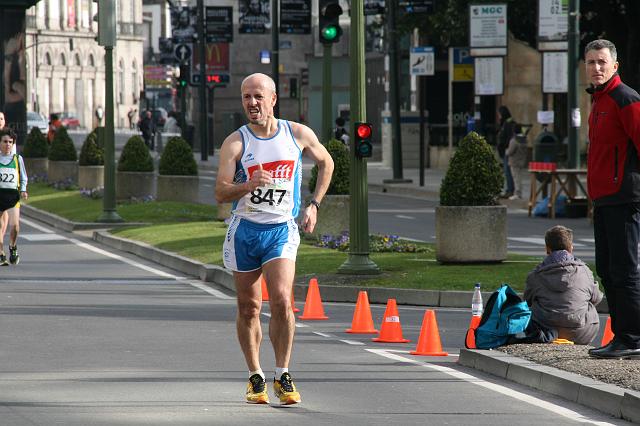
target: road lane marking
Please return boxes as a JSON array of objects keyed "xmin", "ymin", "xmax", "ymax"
[
  {"xmin": 184, "ymin": 280, "xmax": 234, "ymax": 299},
  {"xmin": 367, "ymin": 348, "xmax": 618, "ymax": 426},
  {"xmin": 20, "ymin": 233, "xmax": 68, "ymax": 241},
  {"xmin": 21, "ymin": 218, "xmax": 55, "ymax": 233},
  {"xmin": 67, "ymin": 238, "xmax": 180, "ymax": 279},
  {"xmin": 395, "ymin": 215, "xmax": 415, "ymax": 220},
  {"xmin": 312, "ymin": 331, "xmax": 366, "ymax": 345}
]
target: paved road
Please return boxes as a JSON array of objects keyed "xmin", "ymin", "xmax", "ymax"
[{"xmin": 0, "ymin": 218, "xmax": 626, "ymax": 425}]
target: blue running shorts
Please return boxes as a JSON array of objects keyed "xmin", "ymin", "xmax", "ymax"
[{"xmin": 223, "ymin": 216, "xmax": 300, "ymax": 272}]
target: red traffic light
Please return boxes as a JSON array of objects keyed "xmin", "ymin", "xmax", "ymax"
[{"xmin": 356, "ymin": 123, "xmax": 372, "ymax": 139}]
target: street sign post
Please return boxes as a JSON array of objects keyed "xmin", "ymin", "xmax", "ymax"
[
  {"xmin": 205, "ymin": 6, "xmax": 233, "ymax": 43},
  {"xmin": 409, "ymin": 46, "xmax": 434, "ymax": 76},
  {"xmin": 174, "ymin": 43, "xmax": 192, "ymax": 63}
]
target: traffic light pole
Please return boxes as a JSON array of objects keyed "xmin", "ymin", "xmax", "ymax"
[
  {"xmin": 384, "ymin": 0, "xmax": 411, "ymax": 184},
  {"xmin": 338, "ymin": 0, "xmax": 379, "ymax": 275},
  {"xmin": 197, "ymin": 0, "xmax": 208, "ymax": 161},
  {"xmin": 322, "ymin": 43, "xmax": 333, "ymax": 143},
  {"xmin": 98, "ymin": 45, "xmax": 122, "ymax": 222},
  {"xmin": 567, "ymin": 0, "xmax": 580, "ymax": 169}
]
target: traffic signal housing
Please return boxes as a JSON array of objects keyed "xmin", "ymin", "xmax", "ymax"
[
  {"xmin": 178, "ymin": 64, "xmax": 190, "ymax": 87},
  {"xmin": 319, "ymin": 1, "xmax": 343, "ymax": 44},
  {"xmin": 206, "ymin": 74, "xmax": 230, "ymax": 87},
  {"xmin": 93, "ymin": 0, "xmax": 117, "ymax": 47},
  {"xmin": 354, "ymin": 122, "xmax": 373, "ymax": 158}
]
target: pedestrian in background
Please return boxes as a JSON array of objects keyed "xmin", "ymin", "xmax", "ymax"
[
  {"xmin": 215, "ymin": 73, "xmax": 333, "ymax": 405},
  {"xmin": 524, "ymin": 225, "xmax": 603, "ymax": 344},
  {"xmin": 334, "ymin": 116, "xmax": 349, "ymax": 147},
  {"xmin": 0, "ymin": 111, "xmax": 11, "ymax": 258},
  {"xmin": 127, "ymin": 108, "xmax": 137, "ymax": 130},
  {"xmin": 497, "ymin": 105, "xmax": 516, "ymax": 198},
  {"xmin": 164, "ymin": 111, "xmax": 181, "ymax": 134},
  {"xmin": 47, "ymin": 113, "xmax": 61, "ymax": 144},
  {"xmin": 584, "ymin": 39, "xmax": 640, "ymax": 360},
  {"xmin": 0, "ymin": 128, "xmax": 28, "ymax": 266},
  {"xmin": 138, "ymin": 110, "xmax": 156, "ymax": 150},
  {"xmin": 505, "ymin": 124, "xmax": 528, "ymax": 200}
]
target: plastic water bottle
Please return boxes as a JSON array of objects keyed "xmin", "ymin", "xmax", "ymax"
[{"xmin": 472, "ymin": 283, "xmax": 483, "ymax": 316}]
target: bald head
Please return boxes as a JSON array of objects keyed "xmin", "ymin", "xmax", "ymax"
[{"xmin": 241, "ymin": 73, "xmax": 276, "ymax": 94}]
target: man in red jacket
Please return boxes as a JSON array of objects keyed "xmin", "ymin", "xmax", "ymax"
[{"xmin": 585, "ymin": 39, "xmax": 640, "ymax": 359}]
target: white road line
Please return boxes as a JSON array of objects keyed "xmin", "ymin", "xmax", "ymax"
[
  {"xmin": 67, "ymin": 238, "xmax": 179, "ymax": 279},
  {"xmin": 21, "ymin": 218, "xmax": 55, "ymax": 233},
  {"xmin": 184, "ymin": 280, "xmax": 234, "ymax": 299},
  {"xmin": 367, "ymin": 348, "xmax": 618, "ymax": 426},
  {"xmin": 339, "ymin": 339, "xmax": 365, "ymax": 345},
  {"xmin": 395, "ymin": 214, "xmax": 415, "ymax": 220},
  {"xmin": 261, "ymin": 312, "xmax": 308, "ymax": 327},
  {"xmin": 20, "ymin": 233, "xmax": 68, "ymax": 241},
  {"xmin": 313, "ymin": 331, "xmax": 366, "ymax": 346}
]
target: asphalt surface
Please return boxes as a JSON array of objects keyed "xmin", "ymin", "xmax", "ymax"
[
  {"xmin": 10, "ymin": 146, "xmax": 640, "ymax": 424},
  {"xmin": 1, "ymin": 218, "xmax": 634, "ymax": 425}
]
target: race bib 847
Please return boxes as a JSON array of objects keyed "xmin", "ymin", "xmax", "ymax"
[{"xmin": 245, "ymin": 160, "xmax": 295, "ymax": 215}]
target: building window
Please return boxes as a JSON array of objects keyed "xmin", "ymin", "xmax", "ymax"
[
  {"xmin": 88, "ymin": 54, "xmax": 95, "ymax": 67},
  {"xmin": 60, "ymin": 53, "xmax": 66, "ymax": 66},
  {"xmin": 45, "ymin": 52, "xmax": 52, "ymax": 65},
  {"xmin": 59, "ymin": 79, "xmax": 66, "ymax": 112},
  {"xmin": 75, "ymin": 53, "xmax": 81, "ymax": 66},
  {"xmin": 132, "ymin": 61, "xmax": 138, "ymax": 103}
]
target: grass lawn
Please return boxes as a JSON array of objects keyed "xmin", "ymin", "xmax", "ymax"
[{"xmin": 26, "ymin": 183, "xmax": 555, "ymax": 292}]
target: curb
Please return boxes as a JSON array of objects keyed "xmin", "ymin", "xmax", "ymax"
[
  {"xmin": 22, "ymin": 205, "xmax": 148, "ymax": 231},
  {"xmin": 458, "ymin": 349, "xmax": 640, "ymax": 423}
]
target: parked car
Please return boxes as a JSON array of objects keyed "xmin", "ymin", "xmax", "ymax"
[
  {"xmin": 54, "ymin": 112, "xmax": 81, "ymax": 130},
  {"xmin": 26, "ymin": 111, "xmax": 49, "ymax": 133}
]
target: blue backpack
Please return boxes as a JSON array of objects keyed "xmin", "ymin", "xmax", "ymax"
[{"xmin": 472, "ymin": 284, "xmax": 531, "ymax": 349}]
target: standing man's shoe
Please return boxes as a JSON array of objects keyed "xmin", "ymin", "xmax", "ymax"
[
  {"xmin": 589, "ymin": 340, "xmax": 640, "ymax": 359},
  {"xmin": 273, "ymin": 372, "xmax": 301, "ymax": 405},
  {"xmin": 588, "ymin": 340, "xmax": 614, "ymax": 355}
]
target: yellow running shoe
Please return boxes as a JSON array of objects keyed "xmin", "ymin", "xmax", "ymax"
[
  {"xmin": 273, "ymin": 372, "xmax": 301, "ymax": 405},
  {"xmin": 246, "ymin": 374, "xmax": 269, "ymax": 404}
]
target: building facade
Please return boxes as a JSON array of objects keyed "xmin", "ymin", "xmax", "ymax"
[{"xmin": 26, "ymin": 0, "xmax": 145, "ymax": 129}]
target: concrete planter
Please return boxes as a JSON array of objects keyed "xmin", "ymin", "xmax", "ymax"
[
  {"xmin": 435, "ymin": 205, "xmax": 507, "ymax": 263},
  {"xmin": 308, "ymin": 194, "xmax": 350, "ymax": 238},
  {"xmin": 116, "ymin": 171, "xmax": 155, "ymax": 200},
  {"xmin": 48, "ymin": 160, "xmax": 78, "ymax": 184},
  {"xmin": 23, "ymin": 157, "xmax": 48, "ymax": 179},
  {"xmin": 156, "ymin": 175, "xmax": 200, "ymax": 203},
  {"xmin": 78, "ymin": 165, "xmax": 104, "ymax": 189}
]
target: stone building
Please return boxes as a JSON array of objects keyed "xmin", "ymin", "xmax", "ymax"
[{"xmin": 25, "ymin": 0, "xmax": 145, "ymax": 129}]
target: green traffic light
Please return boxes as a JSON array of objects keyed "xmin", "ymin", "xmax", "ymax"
[{"xmin": 321, "ymin": 25, "xmax": 338, "ymax": 41}]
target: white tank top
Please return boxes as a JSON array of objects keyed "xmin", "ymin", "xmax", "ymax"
[{"xmin": 232, "ymin": 120, "xmax": 302, "ymax": 224}]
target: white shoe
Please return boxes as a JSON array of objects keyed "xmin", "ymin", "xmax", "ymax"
[{"xmin": 508, "ymin": 195, "xmax": 521, "ymax": 200}]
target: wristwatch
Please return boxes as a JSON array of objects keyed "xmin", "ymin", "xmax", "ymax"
[{"xmin": 308, "ymin": 199, "xmax": 320, "ymax": 211}]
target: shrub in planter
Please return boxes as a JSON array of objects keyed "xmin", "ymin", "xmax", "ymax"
[
  {"xmin": 48, "ymin": 126, "xmax": 77, "ymax": 161},
  {"xmin": 78, "ymin": 129, "xmax": 104, "ymax": 166},
  {"xmin": 307, "ymin": 139, "xmax": 349, "ymax": 237},
  {"xmin": 439, "ymin": 131, "xmax": 503, "ymax": 206},
  {"xmin": 158, "ymin": 136, "xmax": 198, "ymax": 176},
  {"xmin": 436, "ymin": 131, "xmax": 506, "ymax": 263},
  {"xmin": 47, "ymin": 126, "xmax": 77, "ymax": 184},
  {"xmin": 22, "ymin": 127, "xmax": 49, "ymax": 181},
  {"xmin": 308, "ymin": 138, "xmax": 349, "ymax": 195},
  {"xmin": 157, "ymin": 136, "xmax": 198, "ymax": 202},
  {"xmin": 116, "ymin": 135, "xmax": 154, "ymax": 200},
  {"xmin": 117, "ymin": 135, "xmax": 153, "ymax": 172},
  {"xmin": 22, "ymin": 127, "xmax": 49, "ymax": 158}
]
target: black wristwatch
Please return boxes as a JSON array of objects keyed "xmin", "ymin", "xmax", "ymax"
[{"xmin": 308, "ymin": 199, "xmax": 320, "ymax": 211}]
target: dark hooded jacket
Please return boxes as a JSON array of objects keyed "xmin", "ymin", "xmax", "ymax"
[{"xmin": 524, "ymin": 250, "xmax": 603, "ymax": 344}]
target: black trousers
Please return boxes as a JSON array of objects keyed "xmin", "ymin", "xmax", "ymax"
[{"xmin": 593, "ymin": 203, "xmax": 640, "ymax": 348}]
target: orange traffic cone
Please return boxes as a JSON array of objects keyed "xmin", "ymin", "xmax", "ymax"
[
  {"xmin": 601, "ymin": 316, "xmax": 614, "ymax": 346},
  {"xmin": 346, "ymin": 291, "xmax": 378, "ymax": 334},
  {"xmin": 410, "ymin": 310, "xmax": 448, "ymax": 356},
  {"xmin": 465, "ymin": 315, "xmax": 481, "ymax": 349},
  {"xmin": 298, "ymin": 278, "xmax": 328, "ymax": 320},
  {"xmin": 261, "ymin": 276, "xmax": 269, "ymax": 302},
  {"xmin": 291, "ymin": 289, "xmax": 300, "ymax": 313},
  {"xmin": 372, "ymin": 299, "xmax": 410, "ymax": 343}
]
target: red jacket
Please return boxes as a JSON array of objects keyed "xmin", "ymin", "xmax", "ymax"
[{"xmin": 587, "ymin": 74, "xmax": 640, "ymax": 205}]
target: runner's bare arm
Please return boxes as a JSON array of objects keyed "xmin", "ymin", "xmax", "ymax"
[
  {"xmin": 290, "ymin": 122, "xmax": 334, "ymax": 233},
  {"xmin": 214, "ymin": 132, "xmax": 273, "ymax": 204}
]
